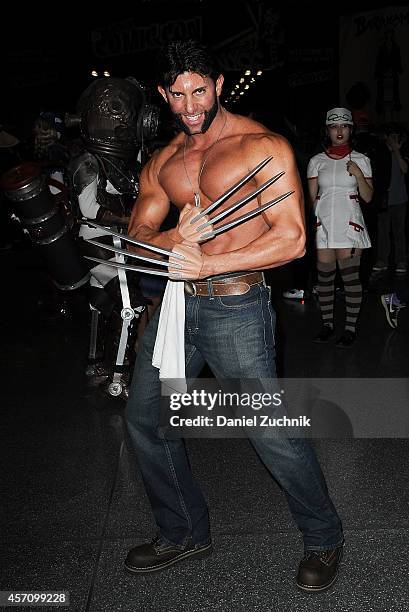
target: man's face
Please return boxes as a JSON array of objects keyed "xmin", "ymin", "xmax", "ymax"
[{"xmin": 158, "ymin": 72, "xmax": 224, "ymax": 135}]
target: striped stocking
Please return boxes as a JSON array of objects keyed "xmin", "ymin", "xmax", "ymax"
[
  {"xmin": 317, "ymin": 261, "xmax": 336, "ymax": 328},
  {"xmin": 338, "ymin": 256, "xmax": 362, "ymax": 333}
]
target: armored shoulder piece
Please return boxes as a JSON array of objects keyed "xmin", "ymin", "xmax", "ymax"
[{"xmin": 69, "ymin": 152, "xmax": 99, "ymax": 194}]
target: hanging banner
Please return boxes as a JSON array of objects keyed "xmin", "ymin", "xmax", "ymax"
[
  {"xmin": 214, "ymin": 6, "xmax": 284, "ymax": 72},
  {"xmin": 287, "ymin": 48, "xmax": 334, "ymax": 88},
  {"xmin": 340, "ymin": 7, "xmax": 409, "ymax": 125},
  {"xmin": 92, "ymin": 17, "xmax": 202, "ymax": 58}
]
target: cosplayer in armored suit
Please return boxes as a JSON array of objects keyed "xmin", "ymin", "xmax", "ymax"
[{"xmin": 67, "ymin": 76, "xmax": 159, "ymax": 397}]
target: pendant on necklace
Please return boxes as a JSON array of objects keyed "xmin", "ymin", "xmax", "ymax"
[{"xmin": 194, "ymin": 193, "xmax": 201, "ymax": 207}]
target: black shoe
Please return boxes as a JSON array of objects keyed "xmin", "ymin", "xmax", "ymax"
[
  {"xmin": 335, "ymin": 330, "xmax": 356, "ymax": 348},
  {"xmin": 313, "ymin": 325, "xmax": 335, "ymax": 343},
  {"xmin": 124, "ymin": 536, "xmax": 213, "ymax": 574},
  {"xmin": 296, "ymin": 546, "xmax": 343, "ymax": 592}
]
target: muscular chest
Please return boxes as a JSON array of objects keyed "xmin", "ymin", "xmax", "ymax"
[{"xmin": 159, "ymin": 146, "xmax": 256, "ymax": 212}]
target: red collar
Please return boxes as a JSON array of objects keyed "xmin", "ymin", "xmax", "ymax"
[{"xmin": 325, "ymin": 144, "xmax": 352, "ymax": 158}]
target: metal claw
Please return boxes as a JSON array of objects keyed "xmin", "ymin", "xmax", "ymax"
[
  {"xmin": 85, "ymin": 221, "xmax": 184, "ymax": 260},
  {"xmin": 84, "ymin": 256, "xmax": 172, "ymax": 277},
  {"xmin": 190, "ymin": 155, "xmax": 274, "ymax": 223},
  {"xmin": 84, "ymin": 239, "xmax": 170, "ymax": 268},
  {"xmin": 202, "ymin": 190, "xmax": 294, "ymax": 239},
  {"xmin": 196, "ymin": 171, "xmax": 285, "ymax": 231}
]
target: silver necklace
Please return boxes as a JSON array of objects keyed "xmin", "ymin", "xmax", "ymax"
[{"xmin": 182, "ymin": 113, "xmax": 227, "ymax": 207}]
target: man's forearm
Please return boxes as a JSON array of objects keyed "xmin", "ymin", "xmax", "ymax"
[
  {"xmin": 129, "ymin": 223, "xmax": 183, "ymax": 255},
  {"xmin": 201, "ymin": 230, "xmax": 305, "ymax": 277}
]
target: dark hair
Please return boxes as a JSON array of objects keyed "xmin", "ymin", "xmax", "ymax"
[
  {"xmin": 321, "ymin": 124, "xmax": 355, "ymax": 150},
  {"xmin": 157, "ymin": 40, "xmax": 221, "ymax": 88}
]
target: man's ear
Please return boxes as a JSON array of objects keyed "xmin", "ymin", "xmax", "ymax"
[
  {"xmin": 157, "ymin": 85, "xmax": 168, "ymax": 103},
  {"xmin": 215, "ymin": 74, "xmax": 224, "ymax": 97}
]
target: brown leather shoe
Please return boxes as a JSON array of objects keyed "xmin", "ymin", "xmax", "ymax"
[
  {"xmin": 296, "ymin": 546, "xmax": 343, "ymax": 592},
  {"xmin": 125, "ymin": 536, "xmax": 213, "ymax": 574}
]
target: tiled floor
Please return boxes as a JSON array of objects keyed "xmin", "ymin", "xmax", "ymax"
[{"xmin": 1, "ymin": 245, "xmax": 409, "ymax": 612}]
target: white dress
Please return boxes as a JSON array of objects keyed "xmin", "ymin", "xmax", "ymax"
[{"xmin": 307, "ymin": 150, "xmax": 372, "ymax": 249}]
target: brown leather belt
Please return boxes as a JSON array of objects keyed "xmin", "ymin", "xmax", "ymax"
[{"xmin": 184, "ymin": 272, "xmax": 264, "ymax": 296}]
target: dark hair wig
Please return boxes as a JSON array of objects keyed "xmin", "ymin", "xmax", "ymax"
[{"xmin": 157, "ymin": 40, "xmax": 221, "ymax": 88}]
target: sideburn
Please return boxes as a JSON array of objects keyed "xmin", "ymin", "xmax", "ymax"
[{"xmin": 173, "ymin": 98, "xmax": 220, "ymax": 136}]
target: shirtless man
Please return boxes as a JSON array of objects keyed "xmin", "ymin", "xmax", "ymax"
[{"xmin": 124, "ymin": 40, "xmax": 344, "ymax": 592}]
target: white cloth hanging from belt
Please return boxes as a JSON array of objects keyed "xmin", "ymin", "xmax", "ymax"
[{"xmin": 152, "ymin": 280, "xmax": 187, "ymax": 394}]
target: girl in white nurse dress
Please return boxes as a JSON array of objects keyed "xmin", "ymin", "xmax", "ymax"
[{"xmin": 307, "ymin": 107, "xmax": 373, "ymax": 347}]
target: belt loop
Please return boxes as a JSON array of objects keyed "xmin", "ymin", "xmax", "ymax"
[{"xmin": 207, "ymin": 278, "xmax": 215, "ymax": 300}]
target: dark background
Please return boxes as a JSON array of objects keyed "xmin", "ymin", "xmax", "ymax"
[{"xmin": 2, "ymin": 0, "xmax": 401, "ymax": 142}]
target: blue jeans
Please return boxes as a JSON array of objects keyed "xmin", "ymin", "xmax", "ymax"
[{"xmin": 126, "ymin": 281, "xmax": 344, "ymax": 551}]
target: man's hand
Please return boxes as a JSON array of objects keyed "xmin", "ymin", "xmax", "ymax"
[
  {"xmin": 175, "ymin": 203, "xmax": 213, "ymax": 244},
  {"xmin": 169, "ymin": 241, "xmax": 205, "ymax": 280}
]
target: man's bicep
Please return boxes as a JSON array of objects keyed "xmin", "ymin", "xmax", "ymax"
[
  {"xmin": 128, "ymin": 156, "xmax": 171, "ymax": 235},
  {"xmin": 255, "ymin": 135, "xmax": 302, "ymax": 202},
  {"xmin": 262, "ymin": 191, "xmax": 305, "ymax": 230},
  {"xmin": 129, "ymin": 191, "xmax": 171, "ymax": 236},
  {"xmin": 260, "ymin": 140, "xmax": 305, "ymax": 232}
]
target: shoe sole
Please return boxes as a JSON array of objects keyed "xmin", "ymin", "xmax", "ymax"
[
  {"xmin": 296, "ymin": 549, "xmax": 343, "ymax": 593},
  {"xmin": 296, "ymin": 569, "xmax": 340, "ymax": 593},
  {"xmin": 124, "ymin": 543, "xmax": 213, "ymax": 574},
  {"xmin": 335, "ymin": 340, "xmax": 355, "ymax": 349},
  {"xmin": 312, "ymin": 335, "xmax": 335, "ymax": 344},
  {"xmin": 381, "ymin": 296, "xmax": 397, "ymax": 329}
]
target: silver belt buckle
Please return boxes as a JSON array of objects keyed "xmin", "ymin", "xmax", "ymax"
[{"xmin": 184, "ymin": 281, "xmax": 197, "ymax": 296}]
